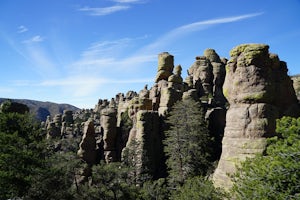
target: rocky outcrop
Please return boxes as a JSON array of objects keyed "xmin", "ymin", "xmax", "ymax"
[
  {"xmin": 204, "ymin": 49, "xmax": 227, "ymax": 105},
  {"xmin": 62, "ymin": 110, "xmax": 74, "ymax": 125},
  {"xmin": 292, "ymin": 75, "xmax": 300, "ymax": 101},
  {"xmin": 155, "ymin": 52, "xmax": 174, "ymax": 83},
  {"xmin": 124, "ymin": 110, "xmax": 163, "ymax": 178},
  {"xmin": 25, "ymin": 44, "xmax": 300, "ymax": 191},
  {"xmin": 188, "ymin": 55, "xmax": 213, "ymax": 98},
  {"xmin": 187, "ymin": 49, "xmax": 227, "ymax": 106},
  {"xmin": 46, "ymin": 111, "xmax": 77, "ymax": 139},
  {"xmin": 77, "ymin": 119, "xmax": 97, "ymax": 165},
  {"xmin": 101, "ymin": 106, "xmax": 118, "ymax": 163},
  {"xmin": 213, "ymin": 44, "xmax": 300, "ymax": 189}
]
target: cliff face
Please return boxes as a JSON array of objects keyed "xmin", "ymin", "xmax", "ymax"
[
  {"xmin": 40, "ymin": 43, "xmax": 300, "ymax": 188},
  {"xmin": 212, "ymin": 44, "xmax": 300, "ymax": 189}
]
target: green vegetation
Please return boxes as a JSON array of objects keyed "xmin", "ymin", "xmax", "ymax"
[
  {"xmin": 160, "ymin": 97, "xmax": 225, "ymax": 200},
  {"xmin": 172, "ymin": 176, "xmax": 226, "ymax": 200},
  {"xmin": 0, "ymin": 103, "xmax": 44, "ymax": 199},
  {"xmin": 5, "ymin": 99, "xmax": 299, "ymax": 199},
  {"xmin": 77, "ymin": 162, "xmax": 139, "ymax": 200},
  {"xmin": 232, "ymin": 116, "xmax": 300, "ymax": 199}
]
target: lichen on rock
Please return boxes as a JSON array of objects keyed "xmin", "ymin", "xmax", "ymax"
[{"xmin": 213, "ymin": 43, "xmax": 300, "ymax": 190}]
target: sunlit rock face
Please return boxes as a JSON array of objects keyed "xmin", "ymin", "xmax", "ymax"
[
  {"xmin": 213, "ymin": 44, "xmax": 300, "ymax": 189},
  {"xmin": 291, "ymin": 75, "xmax": 300, "ymax": 101}
]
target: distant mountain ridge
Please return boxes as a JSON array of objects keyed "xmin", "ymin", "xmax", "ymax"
[{"xmin": 0, "ymin": 98, "xmax": 79, "ymax": 121}]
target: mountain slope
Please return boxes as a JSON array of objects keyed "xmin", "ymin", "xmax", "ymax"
[{"xmin": 0, "ymin": 98, "xmax": 79, "ymax": 121}]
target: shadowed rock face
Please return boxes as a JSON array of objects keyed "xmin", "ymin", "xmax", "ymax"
[
  {"xmin": 101, "ymin": 107, "xmax": 117, "ymax": 163},
  {"xmin": 213, "ymin": 44, "xmax": 300, "ymax": 189},
  {"xmin": 77, "ymin": 119, "xmax": 97, "ymax": 165}
]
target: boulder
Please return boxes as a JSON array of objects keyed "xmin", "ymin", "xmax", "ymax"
[{"xmin": 155, "ymin": 52, "xmax": 174, "ymax": 83}]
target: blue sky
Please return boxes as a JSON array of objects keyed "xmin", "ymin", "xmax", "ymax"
[{"xmin": 1, "ymin": 0, "xmax": 300, "ymax": 108}]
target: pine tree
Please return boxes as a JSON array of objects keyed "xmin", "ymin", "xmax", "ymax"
[
  {"xmin": 232, "ymin": 116, "xmax": 300, "ymax": 199},
  {"xmin": 163, "ymin": 98, "xmax": 212, "ymax": 187},
  {"xmin": 0, "ymin": 102, "xmax": 45, "ymax": 199}
]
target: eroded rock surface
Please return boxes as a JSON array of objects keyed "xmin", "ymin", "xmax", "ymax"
[
  {"xmin": 213, "ymin": 44, "xmax": 300, "ymax": 189},
  {"xmin": 77, "ymin": 119, "xmax": 97, "ymax": 165},
  {"xmin": 292, "ymin": 75, "xmax": 300, "ymax": 101},
  {"xmin": 101, "ymin": 107, "xmax": 117, "ymax": 163}
]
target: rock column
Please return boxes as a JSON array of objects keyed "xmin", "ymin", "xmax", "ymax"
[
  {"xmin": 213, "ymin": 44, "xmax": 300, "ymax": 189},
  {"xmin": 101, "ymin": 107, "xmax": 118, "ymax": 163}
]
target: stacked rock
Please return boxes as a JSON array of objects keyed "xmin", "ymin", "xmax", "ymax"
[
  {"xmin": 101, "ymin": 107, "xmax": 118, "ymax": 163},
  {"xmin": 213, "ymin": 44, "xmax": 300, "ymax": 189},
  {"xmin": 204, "ymin": 49, "xmax": 226, "ymax": 105},
  {"xmin": 188, "ymin": 55, "xmax": 213, "ymax": 98},
  {"xmin": 155, "ymin": 52, "xmax": 174, "ymax": 83}
]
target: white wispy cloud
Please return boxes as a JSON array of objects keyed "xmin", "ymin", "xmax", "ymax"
[
  {"xmin": 78, "ymin": 5, "xmax": 130, "ymax": 16},
  {"xmin": 39, "ymin": 77, "xmax": 153, "ymax": 87},
  {"xmin": 72, "ymin": 36, "xmax": 156, "ymax": 73},
  {"xmin": 22, "ymin": 35, "xmax": 45, "ymax": 44},
  {"xmin": 78, "ymin": 0, "xmax": 146, "ymax": 16},
  {"xmin": 111, "ymin": 0, "xmax": 143, "ymax": 3},
  {"xmin": 173, "ymin": 12, "xmax": 264, "ymax": 33},
  {"xmin": 22, "ymin": 44, "xmax": 60, "ymax": 78},
  {"xmin": 142, "ymin": 12, "xmax": 264, "ymax": 52},
  {"xmin": 18, "ymin": 25, "xmax": 28, "ymax": 33}
]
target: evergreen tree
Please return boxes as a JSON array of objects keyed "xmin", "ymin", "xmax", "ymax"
[
  {"xmin": 140, "ymin": 178, "xmax": 169, "ymax": 200},
  {"xmin": 163, "ymin": 98, "xmax": 212, "ymax": 187},
  {"xmin": 0, "ymin": 102, "xmax": 45, "ymax": 199},
  {"xmin": 24, "ymin": 151, "xmax": 81, "ymax": 200},
  {"xmin": 75, "ymin": 162, "xmax": 139, "ymax": 200},
  {"xmin": 232, "ymin": 116, "xmax": 300, "ymax": 199},
  {"xmin": 171, "ymin": 176, "xmax": 226, "ymax": 200}
]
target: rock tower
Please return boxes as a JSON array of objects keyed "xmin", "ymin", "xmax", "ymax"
[{"xmin": 213, "ymin": 44, "xmax": 300, "ymax": 189}]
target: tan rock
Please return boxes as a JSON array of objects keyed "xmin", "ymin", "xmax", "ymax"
[
  {"xmin": 101, "ymin": 107, "xmax": 117, "ymax": 162},
  {"xmin": 155, "ymin": 52, "xmax": 174, "ymax": 83},
  {"xmin": 77, "ymin": 119, "xmax": 97, "ymax": 164},
  {"xmin": 213, "ymin": 43, "xmax": 300, "ymax": 190}
]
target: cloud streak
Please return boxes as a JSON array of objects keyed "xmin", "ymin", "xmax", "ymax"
[
  {"xmin": 142, "ymin": 12, "xmax": 264, "ymax": 52},
  {"xmin": 111, "ymin": 0, "xmax": 142, "ymax": 3},
  {"xmin": 39, "ymin": 77, "xmax": 153, "ymax": 87},
  {"xmin": 79, "ymin": 5, "xmax": 130, "ymax": 16},
  {"xmin": 18, "ymin": 25, "xmax": 28, "ymax": 33},
  {"xmin": 79, "ymin": 0, "xmax": 145, "ymax": 16},
  {"xmin": 6, "ymin": 12, "xmax": 264, "ymax": 107},
  {"xmin": 22, "ymin": 35, "xmax": 45, "ymax": 44}
]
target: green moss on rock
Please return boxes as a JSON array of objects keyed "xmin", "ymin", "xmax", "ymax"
[{"xmin": 242, "ymin": 91, "xmax": 268, "ymax": 102}]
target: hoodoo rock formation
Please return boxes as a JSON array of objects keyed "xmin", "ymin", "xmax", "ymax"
[
  {"xmin": 77, "ymin": 119, "xmax": 97, "ymax": 165},
  {"xmin": 38, "ymin": 43, "xmax": 300, "ymax": 190},
  {"xmin": 212, "ymin": 44, "xmax": 300, "ymax": 189}
]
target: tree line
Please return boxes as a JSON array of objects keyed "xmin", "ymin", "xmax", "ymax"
[{"xmin": 0, "ymin": 100, "xmax": 299, "ymax": 199}]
